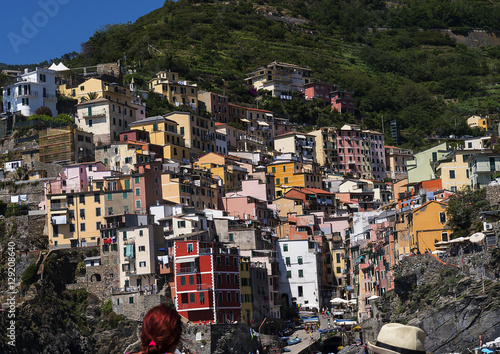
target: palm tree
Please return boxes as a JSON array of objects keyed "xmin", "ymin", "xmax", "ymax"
[{"xmin": 82, "ymin": 92, "xmax": 99, "ymax": 102}]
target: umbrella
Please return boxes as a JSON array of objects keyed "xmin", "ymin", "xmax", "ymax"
[
  {"xmin": 330, "ymin": 298, "xmax": 348, "ymax": 304},
  {"xmin": 367, "ymin": 295, "xmax": 380, "ymax": 300},
  {"xmin": 481, "ymin": 349, "xmax": 494, "ymax": 354},
  {"xmin": 348, "ymin": 299, "xmax": 357, "ymax": 304},
  {"xmin": 469, "ymin": 232, "xmax": 486, "ymax": 244}
]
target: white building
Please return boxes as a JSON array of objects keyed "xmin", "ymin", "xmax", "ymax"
[
  {"xmin": 75, "ymin": 98, "xmax": 137, "ymax": 145},
  {"xmin": 215, "ymin": 131, "xmax": 228, "ymax": 155},
  {"xmin": 117, "ymin": 224, "xmax": 163, "ymax": 289},
  {"xmin": 277, "ymin": 239, "xmax": 322, "ymax": 311},
  {"xmin": 2, "ymin": 67, "xmax": 58, "ymax": 116}
]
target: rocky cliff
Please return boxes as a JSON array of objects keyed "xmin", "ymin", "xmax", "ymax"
[{"xmin": 362, "ymin": 250, "xmax": 500, "ymax": 353}]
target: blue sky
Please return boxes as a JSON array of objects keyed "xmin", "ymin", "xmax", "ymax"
[{"xmin": 0, "ymin": 0, "xmax": 165, "ymax": 65}]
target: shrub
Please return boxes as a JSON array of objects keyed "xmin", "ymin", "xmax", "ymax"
[{"xmin": 21, "ymin": 262, "xmax": 38, "ymax": 290}]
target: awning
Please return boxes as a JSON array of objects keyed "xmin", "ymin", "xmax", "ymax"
[
  {"xmin": 367, "ymin": 295, "xmax": 380, "ymax": 300},
  {"xmin": 240, "ymin": 118, "xmax": 250, "ymax": 123},
  {"xmin": 51, "ymin": 210, "xmax": 67, "ymax": 215},
  {"xmin": 175, "ymin": 257, "xmax": 196, "ymax": 263},
  {"xmin": 469, "ymin": 232, "xmax": 485, "ymax": 243},
  {"xmin": 296, "ymin": 134, "xmax": 306, "ymax": 139},
  {"xmin": 356, "ymin": 255, "xmax": 364, "ymax": 263},
  {"xmin": 51, "ymin": 195, "xmax": 67, "ymax": 200},
  {"xmin": 258, "ymin": 121, "xmax": 269, "ymax": 126},
  {"xmin": 51, "ymin": 215, "xmax": 67, "ymax": 224}
]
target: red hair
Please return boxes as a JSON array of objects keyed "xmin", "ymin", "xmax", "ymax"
[{"xmin": 139, "ymin": 304, "xmax": 182, "ymax": 354}]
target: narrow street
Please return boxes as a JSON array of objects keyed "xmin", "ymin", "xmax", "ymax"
[{"xmin": 283, "ymin": 314, "xmax": 332, "ymax": 354}]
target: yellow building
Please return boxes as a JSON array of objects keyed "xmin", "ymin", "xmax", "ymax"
[
  {"xmin": 47, "ymin": 190, "xmax": 106, "ymax": 249},
  {"xmin": 240, "ymin": 256, "xmax": 253, "ymax": 325},
  {"xmin": 59, "ymin": 77, "xmax": 134, "ymax": 104},
  {"xmin": 408, "ymin": 200, "xmax": 450, "ymax": 254},
  {"xmin": 467, "ymin": 115, "xmax": 493, "ymax": 132},
  {"xmin": 435, "ymin": 150, "xmax": 485, "ymax": 192},
  {"xmin": 129, "ymin": 116, "xmax": 189, "ymax": 163},
  {"xmin": 310, "ymin": 127, "xmax": 338, "ymax": 171},
  {"xmin": 272, "ymin": 196, "xmax": 304, "ymax": 218},
  {"xmin": 267, "ymin": 160, "xmax": 322, "ymax": 198},
  {"xmin": 196, "ymin": 153, "xmax": 249, "ymax": 194},
  {"xmin": 165, "ymin": 112, "xmax": 216, "ymax": 160},
  {"xmin": 148, "ymin": 71, "xmax": 198, "ymax": 111},
  {"xmin": 161, "ymin": 167, "xmax": 218, "ymax": 209}
]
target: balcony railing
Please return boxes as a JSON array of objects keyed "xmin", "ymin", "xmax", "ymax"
[
  {"xmin": 14, "ymin": 91, "xmax": 38, "ymax": 97},
  {"xmin": 125, "ymin": 269, "xmax": 136, "ymax": 275},
  {"xmin": 50, "ymin": 203, "xmax": 68, "ymax": 210},
  {"xmin": 177, "ymin": 266, "xmax": 199, "ymax": 274},
  {"xmin": 124, "ymin": 239, "xmax": 135, "ymax": 245}
]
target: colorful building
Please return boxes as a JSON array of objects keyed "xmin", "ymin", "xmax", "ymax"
[
  {"xmin": 148, "ymin": 71, "xmax": 198, "ymax": 111},
  {"xmin": 408, "ymin": 200, "xmax": 450, "ymax": 254},
  {"xmin": 174, "ymin": 241, "xmax": 241, "ymax": 324},
  {"xmin": 267, "ymin": 159, "xmax": 323, "ymax": 198}
]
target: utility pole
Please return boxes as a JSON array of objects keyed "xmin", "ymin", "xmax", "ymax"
[{"xmin": 381, "ymin": 115, "xmax": 384, "ymax": 134}]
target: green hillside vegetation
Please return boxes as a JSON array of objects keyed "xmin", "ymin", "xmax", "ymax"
[{"xmin": 5, "ymin": 0, "xmax": 500, "ymax": 151}]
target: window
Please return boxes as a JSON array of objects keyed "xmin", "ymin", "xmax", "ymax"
[
  {"xmin": 107, "ymin": 193, "xmax": 112, "ymax": 201},
  {"xmin": 286, "ymin": 271, "xmax": 292, "ymax": 278},
  {"xmin": 200, "ymin": 293, "xmax": 205, "ymax": 304},
  {"xmin": 96, "ymin": 222, "xmax": 101, "ymax": 230},
  {"xmin": 449, "ymin": 170, "xmax": 456, "ymax": 179},
  {"xmin": 180, "ymin": 277, "xmax": 186, "ymax": 286},
  {"xmin": 298, "ymin": 269, "xmax": 304, "ymax": 278},
  {"xmin": 189, "ymin": 275, "xmax": 194, "ymax": 285},
  {"xmin": 139, "ymin": 261, "xmax": 146, "ymax": 267},
  {"xmin": 124, "ymin": 180, "xmax": 130, "ymax": 189},
  {"xmin": 69, "ymin": 224, "xmax": 75, "ymax": 232},
  {"xmin": 123, "ymin": 192, "xmax": 128, "ymax": 199},
  {"xmin": 187, "ymin": 243, "xmax": 193, "ymax": 253},
  {"xmin": 138, "ymin": 246, "xmax": 145, "ymax": 252},
  {"xmin": 80, "ymin": 223, "xmax": 86, "ymax": 231},
  {"xmin": 225, "ymin": 257, "xmax": 230, "ymax": 266},
  {"xmin": 272, "ymin": 167, "xmax": 276, "ymax": 173},
  {"xmin": 441, "ymin": 232, "xmax": 449, "ymax": 242},
  {"xmin": 135, "ymin": 188, "xmax": 140, "ymax": 196},
  {"xmin": 276, "ymin": 178, "xmax": 280, "ymax": 185},
  {"xmin": 283, "ymin": 244, "xmax": 288, "ymax": 252},
  {"xmin": 79, "ymin": 195, "xmax": 85, "ymax": 204},
  {"xmin": 298, "ymin": 286, "xmax": 303, "ymax": 297},
  {"xmin": 229, "ymin": 233, "xmax": 234, "ymax": 241},
  {"xmin": 226, "ymin": 274, "xmax": 231, "ymax": 284},
  {"xmin": 190, "ymin": 293, "xmax": 195, "ymax": 303},
  {"xmin": 80, "ymin": 209, "xmax": 85, "ymax": 218},
  {"xmin": 227, "ymin": 292, "xmax": 231, "ymax": 302},
  {"xmin": 439, "ymin": 212, "xmax": 446, "ymax": 223},
  {"xmin": 337, "ymin": 267, "xmax": 342, "ymax": 274},
  {"xmin": 297, "ymin": 256, "xmax": 303, "ymax": 265},
  {"xmin": 136, "ymin": 200, "xmax": 141, "ymax": 209},
  {"xmin": 94, "ymin": 194, "xmax": 100, "ymax": 203},
  {"xmin": 286, "ymin": 257, "xmax": 291, "ymax": 266},
  {"xmin": 129, "ymin": 297, "xmax": 134, "ymax": 304}
]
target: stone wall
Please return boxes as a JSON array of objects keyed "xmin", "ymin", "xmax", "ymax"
[
  {"xmin": 111, "ymin": 293, "xmax": 167, "ymax": 321},
  {"xmin": 486, "ymin": 185, "xmax": 500, "ymax": 209}
]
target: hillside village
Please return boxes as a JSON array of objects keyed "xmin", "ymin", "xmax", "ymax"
[{"xmin": 1, "ymin": 60, "xmax": 499, "ymax": 333}]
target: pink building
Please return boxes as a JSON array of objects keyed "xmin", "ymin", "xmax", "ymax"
[
  {"xmin": 44, "ymin": 162, "xmax": 111, "ymax": 195},
  {"xmin": 336, "ymin": 124, "xmax": 366, "ymax": 178},
  {"xmin": 331, "ymin": 89, "xmax": 355, "ymax": 115},
  {"xmin": 221, "ymin": 194, "xmax": 273, "ymax": 224},
  {"xmin": 366, "ymin": 131, "xmax": 386, "ymax": 180},
  {"xmin": 239, "ymin": 178, "xmax": 276, "ymax": 204}
]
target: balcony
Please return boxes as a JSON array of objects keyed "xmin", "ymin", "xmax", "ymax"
[
  {"xmin": 14, "ymin": 91, "xmax": 38, "ymax": 98},
  {"xmin": 124, "ymin": 239, "xmax": 135, "ymax": 245},
  {"xmin": 125, "ymin": 269, "xmax": 137, "ymax": 275},
  {"xmin": 200, "ymin": 248, "xmax": 213, "ymax": 254},
  {"xmin": 50, "ymin": 202, "xmax": 68, "ymax": 210},
  {"xmin": 100, "ymin": 222, "xmax": 125, "ymax": 229},
  {"xmin": 177, "ymin": 266, "xmax": 199, "ymax": 274},
  {"xmin": 43, "ymin": 92, "xmax": 56, "ymax": 100}
]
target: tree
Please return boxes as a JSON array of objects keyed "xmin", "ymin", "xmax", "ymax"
[
  {"xmin": 82, "ymin": 92, "xmax": 99, "ymax": 102},
  {"xmin": 446, "ymin": 188, "xmax": 490, "ymax": 238},
  {"xmin": 35, "ymin": 106, "xmax": 53, "ymax": 117}
]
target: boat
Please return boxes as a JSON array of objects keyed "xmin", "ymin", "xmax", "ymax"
[{"xmin": 287, "ymin": 337, "xmax": 302, "ymax": 346}]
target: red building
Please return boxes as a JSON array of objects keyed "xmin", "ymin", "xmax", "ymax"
[
  {"xmin": 174, "ymin": 241, "xmax": 242, "ymax": 324},
  {"xmin": 131, "ymin": 161, "xmax": 164, "ymax": 213},
  {"xmin": 331, "ymin": 89, "xmax": 355, "ymax": 115},
  {"xmin": 304, "ymin": 83, "xmax": 334, "ymax": 103}
]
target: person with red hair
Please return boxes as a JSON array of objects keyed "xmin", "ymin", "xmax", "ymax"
[{"xmin": 134, "ymin": 303, "xmax": 183, "ymax": 354}]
